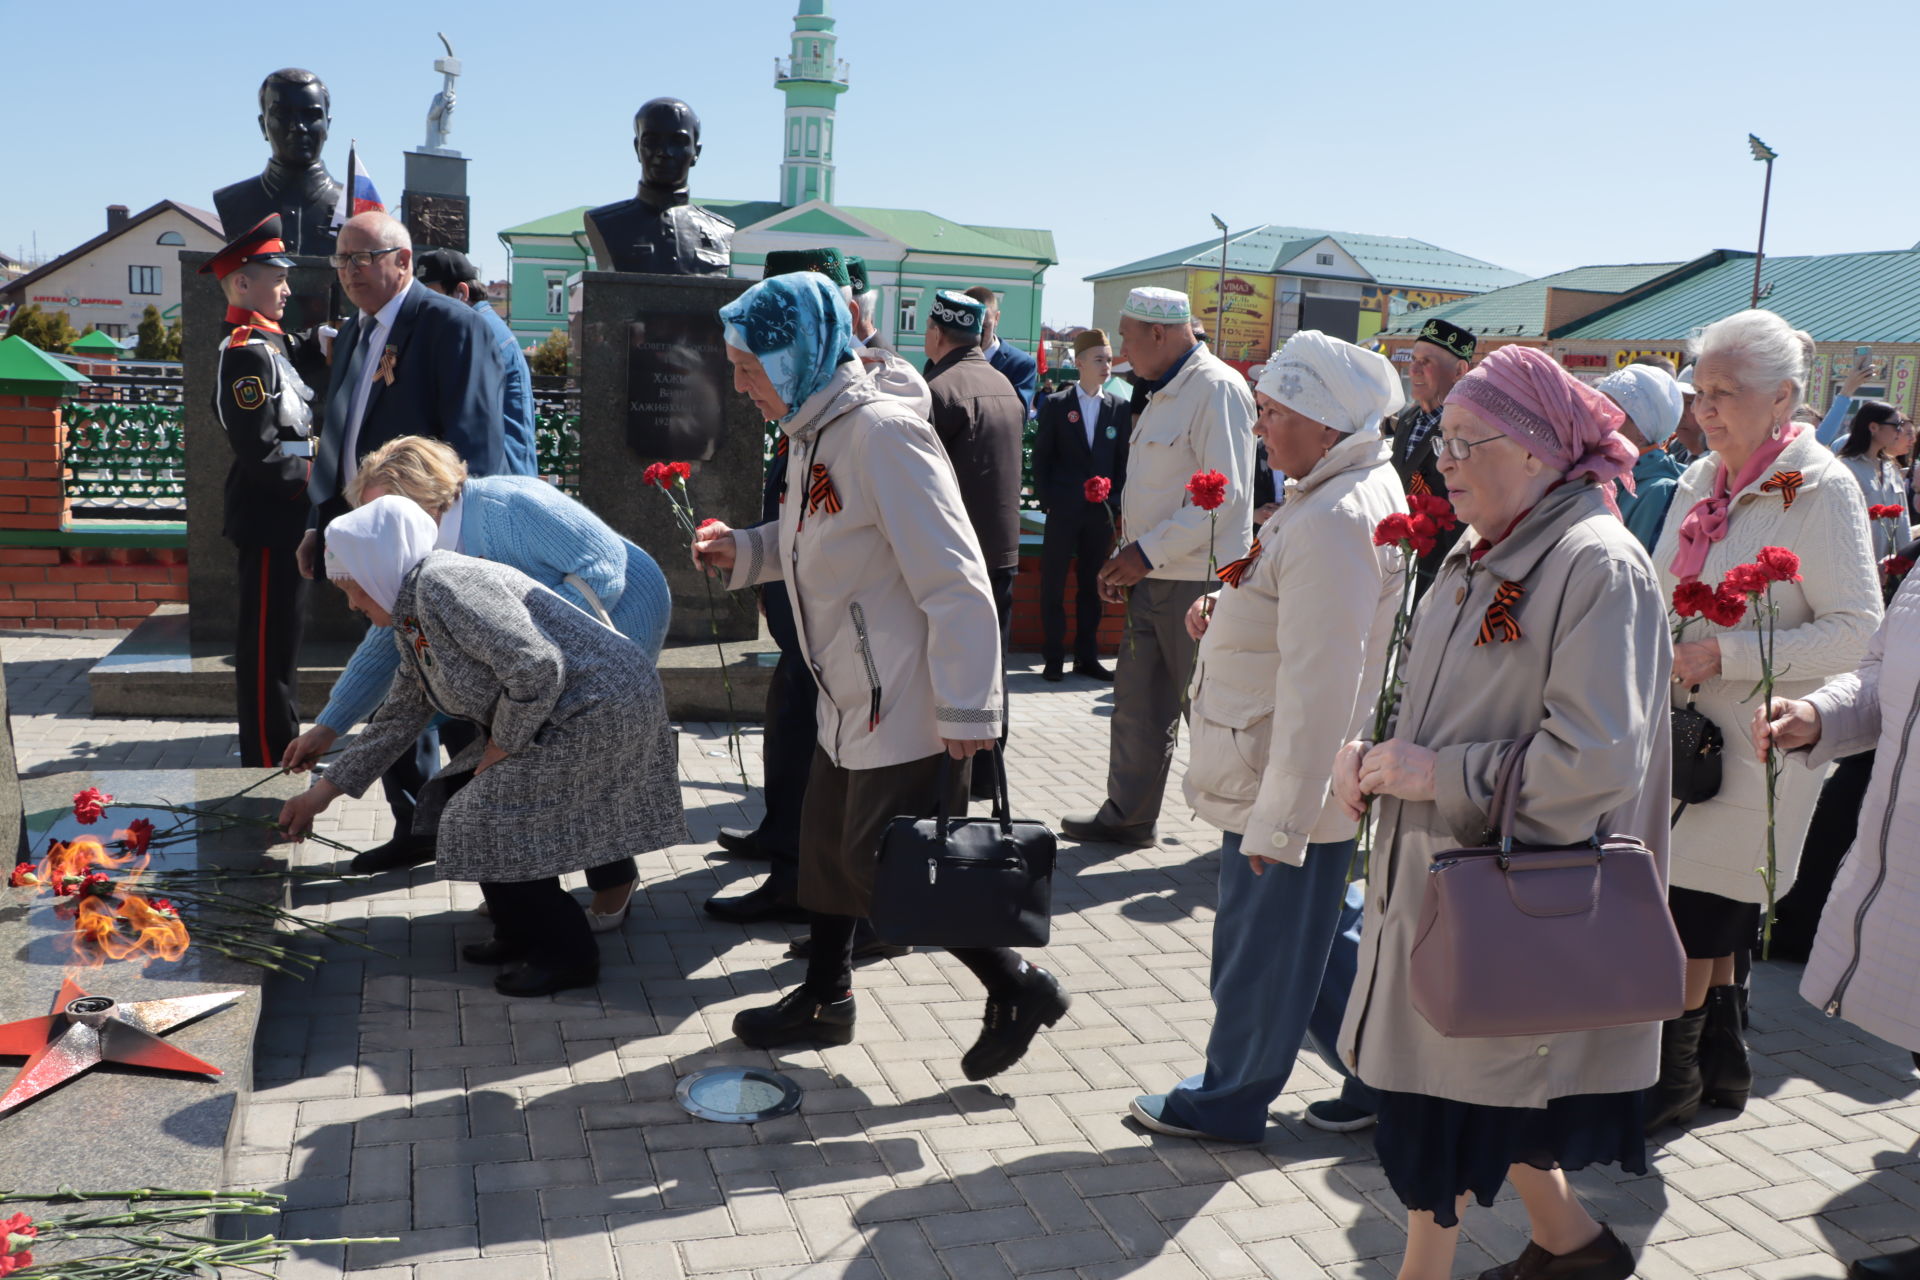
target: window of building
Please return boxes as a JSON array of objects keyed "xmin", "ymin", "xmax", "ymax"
[
  {"xmin": 811, "ymin": 40, "xmax": 820, "ymax": 59},
  {"xmin": 129, "ymin": 265, "xmax": 161, "ymax": 294},
  {"xmin": 1315, "ymin": 252, "xmax": 1335, "ymax": 266},
  {"xmin": 97, "ymin": 324, "xmax": 125, "ymax": 339},
  {"xmin": 545, "ymin": 273, "xmax": 566, "ymax": 315},
  {"xmin": 155, "ymin": 231, "xmax": 186, "ymax": 246},
  {"xmin": 898, "ymin": 296, "xmax": 918, "ymax": 333},
  {"xmin": 805, "ymin": 117, "xmax": 820, "ymax": 157}
]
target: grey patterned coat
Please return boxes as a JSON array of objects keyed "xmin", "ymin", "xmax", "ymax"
[{"xmin": 324, "ymin": 551, "xmax": 687, "ymax": 882}]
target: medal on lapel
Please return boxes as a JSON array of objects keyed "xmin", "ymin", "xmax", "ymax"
[
  {"xmin": 1105, "ymin": 425, "xmax": 1117, "ymax": 440},
  {"xmin": 1067, "ymin": 410, "xmax": 1081, "ymax": 424}
]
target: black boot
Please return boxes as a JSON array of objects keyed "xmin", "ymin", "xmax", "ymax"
[
  {"xmin": 733, "ymin": 986, "xmax": 857, "ymax": 1048},
  {"xmin": 1698, "ymin": 985, "xmax": 1753, "ymax": 1113},
  {"xmin": 960, "ymin": 967, "xmax": 1070, "ymax": 1081},
  {"xmin": 1852, "ymin": 1243, "xmax": 1920, "ymax": 1279},
  {"xmin": 1643, "ymin": 1004, "xmax": 1708, "ymax": 1134}
]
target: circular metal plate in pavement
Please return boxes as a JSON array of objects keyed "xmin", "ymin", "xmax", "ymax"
[{"xmin": 675, "ymin": 1067, "xmax": 803, "ymax": 1123}]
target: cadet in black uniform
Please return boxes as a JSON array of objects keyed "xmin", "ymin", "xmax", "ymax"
[{"xmin": 202, "ymin": 214, "xmax": 318, "ymax": 766}]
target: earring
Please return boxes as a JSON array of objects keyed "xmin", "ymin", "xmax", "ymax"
[{"xmin": 1769, "ymin": 422, "xmax": 1784, "ymax": 441}]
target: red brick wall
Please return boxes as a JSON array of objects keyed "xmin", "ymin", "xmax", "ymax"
[
  {"xmin": 0, "ymin": 546, "xmax": 188, "ymax": 630},
  {"xmin": 1010, "ymin": 552, "xmax": 1126, "ymax": 656},
  {"xmin": 0, "ymin": 393, "xmax": 72, "ymax": 531}
]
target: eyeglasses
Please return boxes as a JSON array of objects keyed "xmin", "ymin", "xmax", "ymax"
[
  {"xmin": 327, "ymin": 247, "xmax": 403, "ymax": 270},
  {"xmin": 1429, "ymin": 432, "xmax": 1506, "ymax": 463}
]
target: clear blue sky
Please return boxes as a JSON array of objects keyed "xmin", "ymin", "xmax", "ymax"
[{"xmin": 5, "ymin": 0, "xmax": 1912, "ymax": 328}]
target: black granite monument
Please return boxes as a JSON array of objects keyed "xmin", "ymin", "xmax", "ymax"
[
  {"xmin": 211, "ymin": 68, "xmax": 344, "ymax": 259},
  {"xmin": 582, "ymin": 99, "xmax": 733, "ymax": 276}
]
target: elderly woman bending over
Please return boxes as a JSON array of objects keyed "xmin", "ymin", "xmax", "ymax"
[
  {"xmin": 1648, "ymin": 310, "xmax": 1881, "ymax": 1133},
  {"xmin": 281, "ymin": 436, "xmax": 671, "ymax": 928},
  {"xmin": 278, "ymin": 498, "xmax": 687, "ymax": 996},
  {"xmin": 693, "ymin": 272, "xmax": 1066, "ymax": 1080},
  {"xmin": 1332, "ymin": 346, "xmax": 1669, "ymax": 1280}
]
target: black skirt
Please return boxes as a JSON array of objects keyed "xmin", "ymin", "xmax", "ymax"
[
  {"xmin": 1669, "ymin": 885, "xmax": 1762, "ymax": 959},
  {"xmin": 1372, "ymin": 1088, "xmax": 1648, "ymax": 1228}
]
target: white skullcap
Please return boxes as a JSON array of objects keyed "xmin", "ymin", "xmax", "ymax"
[
  {"xmin": 1122, "ymin": 287, "xmax": 1191, "ymax": 325},
  {"xmin": 1254, "ymin": 330, "xmax": 1406, "ymax": 435},
  {"xmin": 1596, "ymin": 364, "xmax": 1684, "ymax": 445},
  {"xmin": 1675, "ymin": 364, "xmax": 1699, "ymax": 397}
]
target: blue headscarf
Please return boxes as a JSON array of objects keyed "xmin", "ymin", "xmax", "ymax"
[{"xmin": 718, "ymin": 273, "xmax": 854, "ymax": 422}]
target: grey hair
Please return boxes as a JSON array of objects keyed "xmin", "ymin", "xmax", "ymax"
[
  {"xmin": 856, "ymin": 288, "xmax": 879, "ymax": 315},
  {"xmin": 1689, "ymin": 309, "xmax": 1812, "ymax": 409}
]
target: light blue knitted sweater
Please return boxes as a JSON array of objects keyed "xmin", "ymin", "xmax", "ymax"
[{"xmin": 317, "ymin": 475, "xmax": 671, "ymax": 733}]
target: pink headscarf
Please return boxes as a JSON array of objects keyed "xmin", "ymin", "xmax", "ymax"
[
  {"xmin": 1668, "ymin": 421, "xmax": 1804, "ymax": 581},
  {"xmin": 1446, "ymin": 346, "xmax": 1639, "ymax": 516}
]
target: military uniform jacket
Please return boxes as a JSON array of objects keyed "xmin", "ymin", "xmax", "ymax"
[
  {"xmin": 216, "ymin": 317, "xmax": 316, "ymax": 549},
  {"xmin": 583, "ymin": 195, "xmax": 733, "ymax": 275}
]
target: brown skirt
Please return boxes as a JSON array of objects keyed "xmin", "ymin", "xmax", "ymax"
[{"xmin": 797, "ymin": 747, "xmax": 970, "ymax": 916}]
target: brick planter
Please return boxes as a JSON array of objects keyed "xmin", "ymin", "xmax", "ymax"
[
  {"xmin": 0, "ymin": 545, "xmax": 188, "ymax": 629},
  {"xmin": 1009, "ymin": 551, "xmax": 1127, "ymax": 656}
]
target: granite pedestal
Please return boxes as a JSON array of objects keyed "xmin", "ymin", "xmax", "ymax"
[
  {"xmin": 1, "ymin": 769, "xmax": 304, "ymax": 1199},
  {"xmin": 577, "ymin": 272, "xmax": 763, "ymax": 644}
]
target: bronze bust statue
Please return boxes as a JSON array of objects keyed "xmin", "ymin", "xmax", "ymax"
[
  {"xmin": 583, "ymin": 98, "xmax": 733, "ymax": 276},
  {"xmin": 213, "ymin": 68, "xmax": 345, "ymax": 257}
]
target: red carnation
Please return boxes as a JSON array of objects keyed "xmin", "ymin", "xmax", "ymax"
[
  {"xmin": 117, "ymin": 817, "xmax": 154, "ymax": 856},
  {"xmin": 1084, "ymin": 476, "xmax": 1112, "ymax": 504},
  {"xmin": 1410, "ymin": 493, "xmax": 1459, "ymax": 531},
  {"xmin": 642, "ymin": 462, "xmax": 664, "ymax": 487},
  {"xmin": 1373, "ymin": 513, "xmax": 1416, "ymax": 547},
  {"xmin": 1186, "ymin": 469, "xmax": 1228, "ymax": 511},
  {"xmin": 1672, "ymin": 581, "xmax": 1714, "ymax": 618},
  {"xmin": 1755, "ymin": 546, "xmax": 1802, "ymax": 584},
  {"xmin": 1722, "ymin": 563, "xmax": 1772, "ymax": 597},
  {"xmin": 7, "ymin": 863, "xmax": 37, "ymax": 888},
  {"xmin": 1884, "ymin": 554, "xmax": 1915, "ymax": 579},
  {"xmin": 696, "ymin": 518, "xmax": 722, "ymax": 533},
  {"xmin": 151, "ymin": 898, "xmax": 178, "ymax": 916},
  {"xmin": 1408, "ymin": 515, "xmax": 1440, "ymax": 558},
  {"xmin": 72, "ymin": 787, "xmax": 111, "ymax": 825},
  {"xmin": 667, "ymin": 461, "xmax": 693, "ymax": 485},
  {"xmin": 1705, "ymin": 581, "xmax": 1749, "ymax": 628},
  {"xmin": 1870, "ymin": 504, "xmax": 1905, "ymax": 521},
  {"xmin": 79, "ymin": 871, "xmax": 112, "ymax": 898}
]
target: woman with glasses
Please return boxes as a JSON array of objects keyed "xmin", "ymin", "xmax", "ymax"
[
  {"xmin": 1646, "ymin": 310, "xmax": 1882, "ymax": 1135},
  {"xmin": 1834, "ymin": 400, "xmax": 1914, "ymax": 561},
  {"xmin": 1331, "ymin": 345, "xmax": 1666, "ymax": 1280}
]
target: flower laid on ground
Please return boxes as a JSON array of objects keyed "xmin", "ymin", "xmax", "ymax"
[
  {"xmin": 7, "ymin": 864, "xmax": 36, "ymax": 888},
  {"xmin": 0, "ymin": 1212, "xmax": 34, "ymax": 1276},
  {"xmin": 1717, "ymin": 545, "xmax": 1799, "ymax": 956},
  {"xmin": 645, "ymin": 460, "xmax": 749, "ymax": 791},
  {"xmin": 71, "ymin": 788, "xmax": 112, "ymax": 825},
  {"xmin": 1352, "ymin": 495, "xmax": 1460, "ymax": 876},
  {"xmin": 117, "ymin": 818, "xmax": 154, "ymax": 857}
]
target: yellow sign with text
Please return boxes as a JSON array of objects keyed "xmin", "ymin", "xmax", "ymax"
[{"xmin": 1187, "ymin": 270, "xmax": 1276, "ymax": 363}]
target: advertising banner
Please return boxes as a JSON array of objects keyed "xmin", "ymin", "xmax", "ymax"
[{"xmin": 1187, "ymin": 270, "xmax": 1276, "ymax": 363}]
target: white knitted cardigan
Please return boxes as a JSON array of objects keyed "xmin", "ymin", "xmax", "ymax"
[{"xmin": 1652, "ymin": 427, "xmax": 1884, "ymax": 903}]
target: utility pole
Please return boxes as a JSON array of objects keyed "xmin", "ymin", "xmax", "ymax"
[
  {"xmin": 1749, "ymin": 134, "xmax": 1777, "ymax": 309},
  {"xmin": 1209, "ymin": 214, "xmax": 1229, "ymax": 357}
]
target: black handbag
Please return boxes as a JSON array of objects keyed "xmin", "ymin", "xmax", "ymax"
[
  {"xmin": 870, "ymin": 753, "xmax": 1054, "ymax": 948},
  {"xmin": 1670, "ymin": 687, "xmax": 1723, "ymax": 824}
]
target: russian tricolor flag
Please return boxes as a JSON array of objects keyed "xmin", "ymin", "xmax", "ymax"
[{"xmin": 330, "ymin": 141, "xmax": 386, "ymax": 228}]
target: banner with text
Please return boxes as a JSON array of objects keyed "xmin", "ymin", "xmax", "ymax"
[{"xmin": 1187, "ymin": 270, "xmax": 1276, "ymax": 364}]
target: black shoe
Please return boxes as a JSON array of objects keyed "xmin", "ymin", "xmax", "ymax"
[
  {"xmin": 704, "ymin": 882, "xmax": 809, "ymax": 924},
  {"xmin": 734, "ymin": 986, "xmax": 857, "ymax": 1048},
  {"xmin": 347, "ymin": 832, "xmax": 436, "ymax": 875},
  {"xmin": 961, "ymin": 967, "xmax": 1070, "ymax": 1081},
  {"xmin": 462, "ymin": 937, "xmax": 528, "ymax": 965},
  {"xmin": 493, "ymin": 962, "xmax": 597, "ymax": 997},
  {"xmin": 1059, "ymin": 813, "xmax": 1155, "ymax": 847},
  {"xmin": 1643, "ymin": 1005, "xmax": 1708, "ymax": 1134},
  {"xmin": 1852, "ymin": 1242, "xmax": 1920, "ymax": 1279},
  {"xmin": 714, "ymin": 827, "xmax": 767, "ymax": 859},
  {"xmin": 1478, "ymin": 1225, "xmax": 1633, "ymax": 1280},
  {"xmin": 1041, "ymin": 661, "xmax": 1064, "ymax": 683},
  {"xmin": 786, "ymin": 928, "xmax": 910, "ymax": 963},
  {"xmin": 1072, "ymin": 660, "xmax": 1114, "ymax": 682},
  {"xmin": 1697, "ymin": 985, "xmax": 1752, "ymax": 1113}
]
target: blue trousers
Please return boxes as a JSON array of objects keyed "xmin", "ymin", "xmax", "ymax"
[{"xmin": 1163, "ymin": 832, "xmax": 1380, "ymax": 1143}]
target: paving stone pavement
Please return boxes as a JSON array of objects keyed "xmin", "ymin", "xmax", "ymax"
[{"xmin": 6, "ymin": 627, "xmax": 1919, "ymax": 1279}]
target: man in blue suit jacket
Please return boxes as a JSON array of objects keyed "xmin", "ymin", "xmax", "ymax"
[
  {"xmin": 299, "ymin": 212, "xmax": 527, "ymax": 870},
  {"xmin": 966, "ymin": 285, "xmax": 1038, "ymax": 412}
]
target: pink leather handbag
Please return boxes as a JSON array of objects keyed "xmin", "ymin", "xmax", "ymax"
[{"xmin": 1409, "ymin": 734, "xmax": 1686, "ymax": 1039}]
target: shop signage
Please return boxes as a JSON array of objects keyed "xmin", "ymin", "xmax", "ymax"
[
  {"xmin": 1613, "ymin": 348, "xmax": 1685, "ymax": 369},
  {"xmin": 1562, "ymin": 353, "xmax": 1608, "ymax": 369},
  {"xmin": 30, "ymin": 294, "xmax": 124, "ymax": 308},
  {"xmin": 1186, "ymin": 269, "xmax": 1276, "ymax": 364}
]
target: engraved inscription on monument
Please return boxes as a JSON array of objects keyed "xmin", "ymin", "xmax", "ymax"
[{"xmin": 625, "ymin": 316, "xmax": 728, "ymax": 461}]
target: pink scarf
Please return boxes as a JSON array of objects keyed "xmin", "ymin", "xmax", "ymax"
[
  {"xmin": 1446, "ymin": 347, "xmax": 1638, "ymax": 516},
  {"xmin": 1669, "ymin": 421, "xmax": 1803, "ymax": 581}
]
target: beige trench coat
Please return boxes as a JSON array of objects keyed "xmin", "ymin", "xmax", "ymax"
[
  {"xmin": 1337, "ymin": 481, "xmax": 1674, "ymax": 1108},
  {"xmin": 1651, "ymin": 427, "xmax": 1882, "ymax": 904}
]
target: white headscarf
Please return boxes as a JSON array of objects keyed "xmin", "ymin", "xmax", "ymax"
[
  {"xmin": 324, "ymin": 495, "xmax": 438, "ymax": 613},
  {"xmin": 1595, "ymin": 364, "xmax": 1684, "ymax": 445},
  {"xmin": 1254, "ymin": 330, "xmax": 1405, "ymax": 435}
]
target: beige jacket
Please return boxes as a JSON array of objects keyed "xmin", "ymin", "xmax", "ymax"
[
  {"xmin": 1338, "ymin": 481, "xmax": 1673, "ymax": 1108},
  {"xmin": 1652, "ymin": 427, "xmax": 1882, "ymax": 903},
  {"xmin": 1121, "ymin": 344, "xmax": 1256, "ymax": 580},
  {"xmin": 1798, "ymin": 574, "xmax": 1920, "ymax": 1052},
  {"xmin": 730, "ymin": 359, "xmax": 1003, "ymax": 769},
  {"xmin": 1183, "ymin": 431, "xmax": 1407, "ymax": 854}
]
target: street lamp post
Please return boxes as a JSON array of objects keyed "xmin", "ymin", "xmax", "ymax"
[
  {"xmin": 1209, "ymin": 213, "xmax": 1229, "ymax": 357},
  {"xmin": 1749, "ymin": 134, "xmax": 1777, "ymax": 309}
]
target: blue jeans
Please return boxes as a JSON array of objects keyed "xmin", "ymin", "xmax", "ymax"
[{"xmin": 1162, "ymin": 832, "xmax": 1381, "ymax": 1143}]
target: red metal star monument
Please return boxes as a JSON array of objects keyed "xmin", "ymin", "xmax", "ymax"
[{"xmin": 0, "ymin": 977, "xmax": 240, "ymax": 1114}]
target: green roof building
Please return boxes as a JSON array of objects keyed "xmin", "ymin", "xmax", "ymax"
[{"xmin": 498, "ymin": 1, "xmax": 1053, "ymax": 363}]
